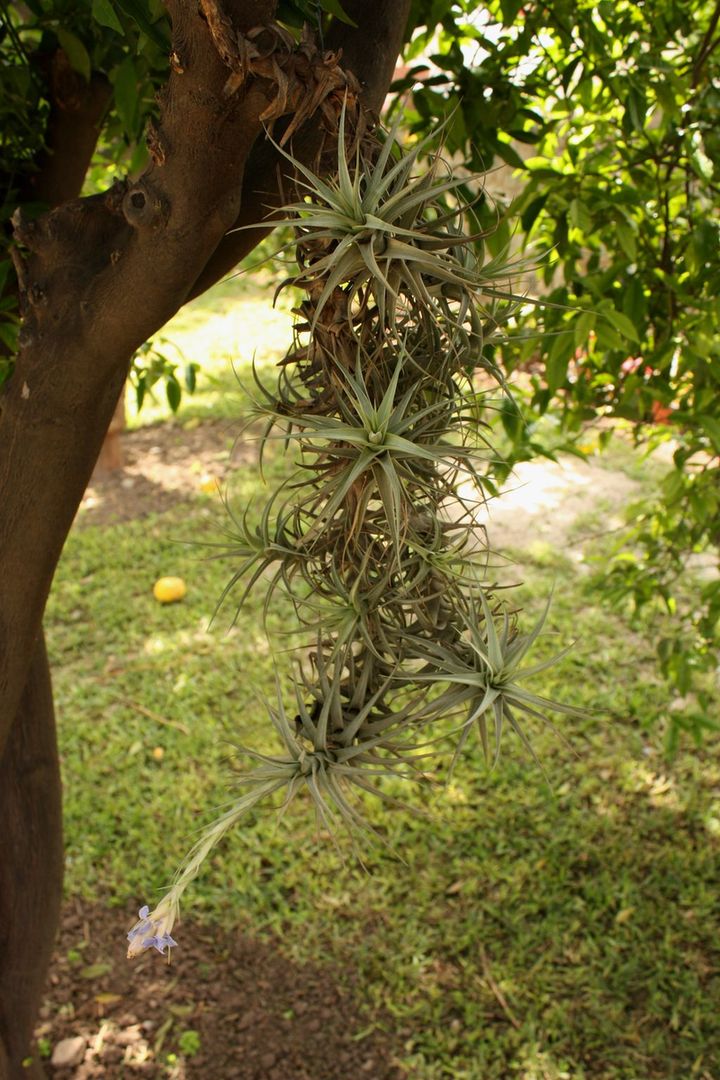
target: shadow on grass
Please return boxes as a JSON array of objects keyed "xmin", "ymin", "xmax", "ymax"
[{"xmin": 354, "ymin": 749, "xmax": 720, "ymax": 1080}]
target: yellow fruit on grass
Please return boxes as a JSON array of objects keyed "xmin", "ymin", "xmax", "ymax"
[{"xmin": 153, "ymin": 577, "xmax": 187, "ymax": 604}]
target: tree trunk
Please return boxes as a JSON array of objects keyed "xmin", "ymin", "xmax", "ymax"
[
  {"xmin": 0, "ymin": 0, "xmax": 410, "ymax": 1067},
  {"xmin": 0, "ymin": 634, "xmax": 63, "ymax": 1079}
]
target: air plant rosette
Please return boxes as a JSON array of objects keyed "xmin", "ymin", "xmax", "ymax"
[{"xmin": 128, "ymin": 111, "xmax": 584, "ymax": 960}]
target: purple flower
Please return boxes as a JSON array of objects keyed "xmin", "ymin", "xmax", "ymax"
[{"xmin": 127, "ymin": 901, "xmax": 178, "ymax": 960}]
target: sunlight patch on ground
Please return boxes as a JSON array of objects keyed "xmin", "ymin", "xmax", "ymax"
[
  {"xmin": 126, "ymin": 279, "xmax": 296, "ymax": 429},
  {"xmin": 469, "ymin": 456, "xmax": 640, "ymax": 555},
  {"xmin": 158, "ymin": 294, "xmax": 294, "ymax": 372}
]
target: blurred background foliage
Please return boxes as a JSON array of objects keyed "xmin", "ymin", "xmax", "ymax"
[
  {"xmin": 1, "ymin": 0, "xmax": 720, "ymax": 743},
  {"xmin": 399, "ymin": 1, "xmax": 720, "ymax": 735}
]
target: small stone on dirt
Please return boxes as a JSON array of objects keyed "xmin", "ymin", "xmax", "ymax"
[{"xmin": 51, "ymin": 1035, "xmax": 86, "ymax": 1067}]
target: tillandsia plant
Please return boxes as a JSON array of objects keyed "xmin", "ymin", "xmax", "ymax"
[{"xmin": 128, "ymin": 111, "xmax": 584, "ymax": 960}]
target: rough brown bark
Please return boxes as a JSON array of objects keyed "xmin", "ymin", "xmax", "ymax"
[
  {"xmin": 0, "ymin": 633, "xmax": 63, "ymax": 1080},
  {"xmin": 0, "ymin": 0, "xmax": 411, "ymax": 752},
  {"xmin": 0, "ymin": 4, "xmax": 277, "ymax": 1069},
  {"xmin": 0, "ymin": 50, "xmax": 116, "ymax": 1080}
]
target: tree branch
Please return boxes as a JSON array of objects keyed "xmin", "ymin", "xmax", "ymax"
[
  {"xmin": 324, "ymin": 0, "xmax": 412, "ymax": 114},
  {"xmin": 23, "ymin": 49, "xmax": 112, "ymax": 208},
  {"xmin": 186, "ymin": 0, "xmax": 412, "ymax": 300},
  {"xmin": 692, "ymin": 0, "xmax": 720, "ymax": 86}
]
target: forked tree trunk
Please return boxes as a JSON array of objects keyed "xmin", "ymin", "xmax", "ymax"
[{"xmin": 0, "ymin": 2, "xmax": 409, "ymax": 1073}]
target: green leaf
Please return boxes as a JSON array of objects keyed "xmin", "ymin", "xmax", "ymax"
[
  {"xmin": 92, "ymin": 0, "xmax": 124, "ymax": 33},
  {"xmin": 655, "ymin": 80, "xmax": 680, "ymax": 120},
  {"xmin": 622, "ymin": 277, "xmax": 646, "ymax": 324},
  {"xmin": 520, "ymin": 193, "xmax": 548, "ymax": 233},
  {"xmin": 698, "ymin": 414, "xmax": 720, "ymax": 454},
  {"xmin": 80, "ymin": 962, "xmax": 112, "ymax": 979},
  {"xmin": 0, "ymin": 320, "xmax": 18, "ymax": 352},
  {"xmin": 56, "ymin": 30, "xmax": 91, "ymax": 81},
  {"xmin": 624, "ymin": 86, "xmax": 647, "ymax": 133},
  {"xmin": 615, "ymin": 218, "xmax": 637, "ymax": 261},
  {"xmin": 319, "ymin": 0, "xmax": 358, "ymax": 26},
  {"xmin": 561, "ymin": 57, "xmax": 582, "ymax": 92},
  {"xmin": 135, "ymin": 375, "xmax": 146, "ymax": 411},
  {"xmin": 114, "ymin": 57, "xmax": 138, "ymax": 135},
  {"xmin": 569, "ymin": 198, "xmax": 591, "ymax": 233},
  {"xmin": 166, "ymin": 375, "xmax": 181, "ymax": 412},
  {"xmin": 662, "ymin": 468, "xmax": 684, "ymax": 503},
  {"xmin": 545, "ymin": 331, "xmax": 573, "ymax": 393},
  {"xmin": 114, "ymin": 0, "xmax": 169, "ymax": 47},
  {"xmin": 573, "ymin": 310, "xmax": 595, "ymax": 349},
  {"xmin": 0, "ymin": 259, "xmax": 12, "ymax": 295},
  {"xmin": 493, "ymin": 138, "xmax": 525, "ymax": 170},
  {"xmin": 690, "ymin": 135, "xmax": 714, "ymax": 181},
  {"xmin": 499, "ymin": 0, "xmax": 524, "ymax": 24},
  {"xmin": 594, "ymin": 323, "xmax": 623, "ymax": 351},
  {"xmin": 602, "ymin": 307, "xmax": 640, "ymax": 343}
]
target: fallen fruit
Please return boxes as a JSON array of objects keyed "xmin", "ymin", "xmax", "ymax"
[{"xmin": 153, "ymin": 577, "xmax": 187, "ymax": 604}]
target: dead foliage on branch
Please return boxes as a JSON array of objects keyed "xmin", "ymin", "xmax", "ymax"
[{"xmin": 200, "ymin": 3, "xmax": 363, "ymax": 145}]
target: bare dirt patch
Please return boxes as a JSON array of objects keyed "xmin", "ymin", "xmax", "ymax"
[
  {"xmin": 38, "ymin": 899, "xmax": 405, "ymax": 1079},
  {"xmin": 81, "ymin": 419, "xmax": 643, "ymax": 563},
  {"xmin": 79, "ymin": 420, "xmax": 251, "ymax": 528},
  {"xmin": 479, "ymin": 456, "xmax": 640, "ymax": 556}
]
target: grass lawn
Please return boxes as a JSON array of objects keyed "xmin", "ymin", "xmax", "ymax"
[{"xmin": 45, "ymin": 282, "xmax": 720, "ymax": 1080}]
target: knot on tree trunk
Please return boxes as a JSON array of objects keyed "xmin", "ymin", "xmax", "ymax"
[{"xmin": 122, "ymin": 183, "xmax": 170, "ymax": 230}]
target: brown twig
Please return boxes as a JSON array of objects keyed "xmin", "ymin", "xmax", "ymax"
[
  {"xmin": 692, "ymin": 0, "xmax": 720, "ymax": 87},
  {"xmin": 479, "ymin": 947, "xmax": 522, "ymax": 1030},
  {"xmin": 111, "ymin": 695, "xmax": 190, "ymax": 736}
]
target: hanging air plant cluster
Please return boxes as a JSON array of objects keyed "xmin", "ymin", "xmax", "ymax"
[{"xmin": 128, "ymin": 117, "xmax": 582, "ymax": 960}]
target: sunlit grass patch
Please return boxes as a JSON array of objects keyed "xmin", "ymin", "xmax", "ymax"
[{"xmin": 126, "ymin": 276, "xmax": 297, "ymax": 428}]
